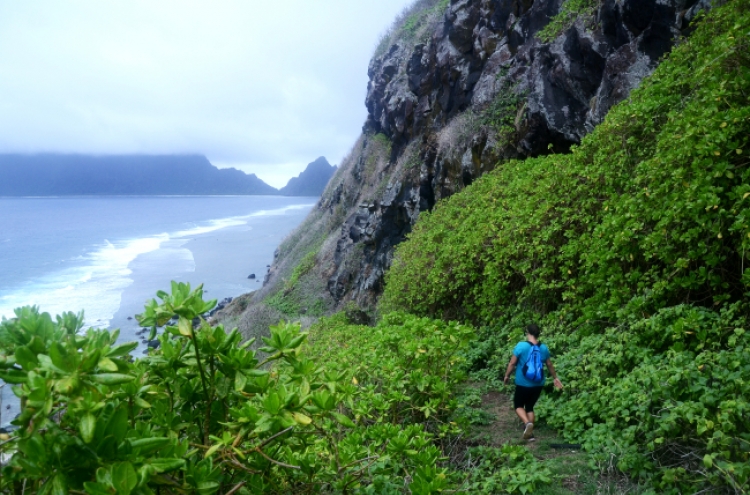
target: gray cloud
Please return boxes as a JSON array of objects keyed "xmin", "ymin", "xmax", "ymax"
[{"xmin": 0, "ymin": 1, "xmax": 414, "ymax": 188}]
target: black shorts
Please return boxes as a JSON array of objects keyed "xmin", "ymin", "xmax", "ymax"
[{"xmin": 514, "ymin": 385, "xmax": 543, "ymax": 412}]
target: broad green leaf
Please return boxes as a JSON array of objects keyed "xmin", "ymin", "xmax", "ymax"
[
  {"xmin": 204, "ymin": 443, "xmax": 222, "ymax": 458},
  {"xmin": 332, "ymin": 413, "xmax": 356, "ymax": 428},
  {"xmin": 50, "ymin": 474, "xmax": 67, "ymax": 495},
  {"xmin": 97, "ymin": 357, "xmax": 119, "ymax": 372},
  {"xmin": 147, "ymin": 458, "xmax": 185, "ymax": 473},
  {"xmin": 196, "ymin": 481, "xmax": 221, "ymax": 495},
  {"xmin": 49, "ymin": 342, "xmax": 76, "ymax": 372},
  {"xmin": 14, "ymin": 345, "xmax": 38, "ymax": 369},
  {"xmin": 234, "ymin": 371, "xmax": 247, "ymax": 392},
  {"xmin": 90, "ymin": 373, "xmax": 135, "ymax": 385},
  {"xmin": 107, "ymin": 341, "xmax": 138, "ymax": 358},
  {"xmin": 293, "ymin": 412, "xmax": 312, "ymax": 425},
  {"xmin": 106, "ymin": 407, "xmax": 130, "ymax": 443},
  {"xmin": 178, "ymin": 318, "xmax": 193, "ymax": 337},
  {"xmin": 83, "ymin": 482, "xmax": 114, "ymax": 495},
  {"xmin": 0, "ymin": 368, "xmax": 27, "ymax": 384},
  {"xmin": 129, "ymin": 437, "xmax": 170, "ymax": 455},
  {"xmin": 263, "ymin": 392, "xmax": 282, "ymax": 415},
  {"xmin": 80, "ymin": 413, "xmax": 96, "ymax": 444},
  {"xmin": 112, "ymin": 462, "xmax": 138, "ymax": 495}
]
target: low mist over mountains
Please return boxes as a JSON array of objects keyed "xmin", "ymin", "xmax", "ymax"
[{"xmin": 0, "ymin": 154, "xmax": 336, "ymax": 196}]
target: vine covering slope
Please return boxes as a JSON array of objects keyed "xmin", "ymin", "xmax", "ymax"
[{"xmin": 382, "ymin": 0, "xmax": 750, "ymax": 491}]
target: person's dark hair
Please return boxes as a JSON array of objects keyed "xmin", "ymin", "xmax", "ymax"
[{"xmin": 526, "ymin": 323, "xmax": 540, "ymax": 338}]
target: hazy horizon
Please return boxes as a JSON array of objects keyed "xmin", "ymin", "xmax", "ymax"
[
  {"xmin": 0, "ymin": 151, "xmax": 329, "ymax": 189},
  {"xmin": 0, "ymin": 1, "xmax": 417, "ymax": 189}
]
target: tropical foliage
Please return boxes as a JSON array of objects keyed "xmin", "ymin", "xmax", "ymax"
[
  {"xmin": 0, "ymin": 284, "xmax": 449, "ymax": 494},
  {"xmin": 382, "ymin": 1, "xmax": 750, "ymax": 492}
]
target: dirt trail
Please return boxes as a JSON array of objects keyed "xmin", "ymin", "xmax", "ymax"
[{"xmin": 475, "ymin": 390, "xmax": 557, "ymax": 448}]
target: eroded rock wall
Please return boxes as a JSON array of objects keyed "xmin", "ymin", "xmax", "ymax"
[{"xmin": 267, "ymin": 0, "xmax": 711, "ymax": 310}]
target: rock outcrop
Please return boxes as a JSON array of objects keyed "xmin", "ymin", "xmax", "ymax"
[{"xmin": 260, "ymin": 0, "xmax": 712, "ymax": 313}]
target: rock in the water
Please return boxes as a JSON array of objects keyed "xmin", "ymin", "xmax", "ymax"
[{"xmin": 248, "ymin": 273, "xmax": 256, "ymax": 279}]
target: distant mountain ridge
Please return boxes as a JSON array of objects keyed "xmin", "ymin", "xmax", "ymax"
[
  {"xmin": 279, "ymin": 157, "xmax": 337, "ymax": 196},
  {"xmin": 0, "ymin": 154, "xmax": 278, "ymax": 196}
]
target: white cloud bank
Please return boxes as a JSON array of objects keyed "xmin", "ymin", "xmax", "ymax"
[{"xmin": 0, "ymin": 1, "xmax": 415, "ymax": 188}]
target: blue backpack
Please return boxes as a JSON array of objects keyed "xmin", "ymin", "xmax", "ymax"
[{"xmin": 522, "ymin": 343, "xmax": 544, "ymax": 383}]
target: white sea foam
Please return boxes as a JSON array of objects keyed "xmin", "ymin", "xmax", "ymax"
[
  {"xmin": 0, "ymin": 201, "xmax": 315, "ymax": 327},
  {"xmin": 172, "ymin": 217, "xmax": 247, "ymax": 238},
  {"xmin": 244, "ymin": 203, "xmax": 316, "ymax": 218},
  {"xmin": 0, "ymin": 234, "xmax": 168, "ymax": 326}
]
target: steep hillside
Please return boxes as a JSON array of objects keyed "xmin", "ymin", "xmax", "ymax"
[
  {"xmin": 231, "ymin": 0, "xmax": 714, "ymax": 330},
  {"xmin": 379, "ymin": 0, "xmax": 750, "ymax": 490}
]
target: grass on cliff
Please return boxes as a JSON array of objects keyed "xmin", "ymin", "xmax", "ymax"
[
  {"xmin": 374, "ymin": 0, "xmax": 449, "ymax": 58},
  {"xmin": 381, "ymin": 1, "xmax": 750, "ymax": 492}
]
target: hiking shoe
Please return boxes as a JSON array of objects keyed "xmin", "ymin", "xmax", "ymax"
[
  {"xmin": 527, "ymin": 434, "xmax": 536, "ymax": 442},
  {"xmin": 523, "ymin": 422, "xmax": 534, "ymax": 439}
]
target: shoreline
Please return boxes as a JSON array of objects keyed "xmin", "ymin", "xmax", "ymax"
[{"xmin": 1, "ymin": 201, "xmax": 314, "ymax": 429}]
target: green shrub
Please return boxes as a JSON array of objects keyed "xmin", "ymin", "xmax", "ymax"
[
  {"xmin": 374, "ymin": 0, "xmax": 450, "ymax": 57},
  {"xmin": 465, "ymin": 445, "xmax": 553, "ymax": 494},
  {"xmin": 537, "ymin": 0, "xmax": 599, "ymax": 42},
  {"xmin": 0, "ymin": 284, "xmax": 463, "ymax": 494},
  {"xmin": 382, "ymin": 0, "xmax": 750, "ymax": 326},
  {"xmin": 380, "ymin": 1, "xmax": 750, "ymax": 492}
]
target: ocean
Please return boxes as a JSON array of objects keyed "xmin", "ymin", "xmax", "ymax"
[{"xmin": 0, "ymin": 195, "xmax": 315, "ymax": 427}]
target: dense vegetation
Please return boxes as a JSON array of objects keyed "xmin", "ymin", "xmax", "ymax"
[
  {"xmin": 2, "ymin": 284, "xmax": 554, "ymax": 494},
  {"xmin": 383, "ymin": 1, "xmax": 750, "ymax": 492},
  {"xmin": 0, "ymin": 284, "xmax": 471, "ymax": 494},
  {"xmin": 2, "ymin": 1, "xmax": 748, "ymax": 494}
]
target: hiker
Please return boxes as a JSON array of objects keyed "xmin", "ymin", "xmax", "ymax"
[{"xmin": 502, "ymin": 323, "xmax": 563, "ymax": 440}]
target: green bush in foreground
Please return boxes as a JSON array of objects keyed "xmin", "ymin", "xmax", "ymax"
[
  {"xmin": 0, "ymin": 283, "xmax": 470, "ymax": 495},
  {"xmin": 1, "ymin": 283, "xmax": 554, "ymax": 494}
]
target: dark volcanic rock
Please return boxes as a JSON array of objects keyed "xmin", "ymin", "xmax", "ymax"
[
  {"xmin": 266, "ymin": 0, "xmax": 712, "ymax": 310},
  {"xmin": 360, "ymin": 0, "xmax": 704, "ymax": 302}
]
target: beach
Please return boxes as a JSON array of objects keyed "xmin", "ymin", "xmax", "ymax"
[{"xmin": 1, "ymin": 197, "xmax": 315, "ymax": 429}]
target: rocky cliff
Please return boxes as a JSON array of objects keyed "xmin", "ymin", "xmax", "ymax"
[{"xmin": 227, "ymin": 0, "xmax": 713, "ymax": 332}]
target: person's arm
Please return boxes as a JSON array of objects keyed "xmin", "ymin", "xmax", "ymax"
[
  {"xmin": 503, "ymin": 355, "xmax": 518, "ymax": 385},
  {"xmin": 546, "ymin": 358, "xmax": 563, "ymax": 390}
]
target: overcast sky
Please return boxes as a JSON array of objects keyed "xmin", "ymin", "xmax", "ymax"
[{"xmin": 0, "ymin": 1, "xmax": 414, "ymax": 188}]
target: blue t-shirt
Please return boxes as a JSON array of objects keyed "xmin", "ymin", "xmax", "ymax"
[{"xmin": 513, "ymin": 341, "xmax": 550, "ymax": 387}]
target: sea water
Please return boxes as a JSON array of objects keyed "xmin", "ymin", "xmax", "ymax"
[{"xmin": 0, "ymin": 195, "xmax": 315, "ymax": 427}]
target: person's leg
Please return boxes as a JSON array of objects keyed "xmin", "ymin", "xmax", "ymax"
[
  {"xmin": 515, "ymin": 407, "xmax": 530, "ymax": 424},
  {"xmin": 513, "ymin": 386, "xmax": 531, "ymax": 424},
  {"xmin": 514, "ymin": 386, "xmax": 535, "ymax": 439},
  {"xmin": 522, "ymin": 387, "xmax": 543, "ymax": 439},
  {"xmin": 525, "ymin": 387, "xmax": 543, "ymax": 418}
]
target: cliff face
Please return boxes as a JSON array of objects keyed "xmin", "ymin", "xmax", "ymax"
[{"xmin": 250, "ymin": 0, "xmax": 712, "ymax": 320}]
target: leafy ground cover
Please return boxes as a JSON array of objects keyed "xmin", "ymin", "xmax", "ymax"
[
  {"xmin": 0, "ymin": 285, "xmax": 474, "ymax": 494},
  {"xmin": 1, "ymin": 288, "xmax": 581, "ymax": 494},
  {"xmin": 382, "ymin": 1, "xmax": 750, "ymax": 492}
]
